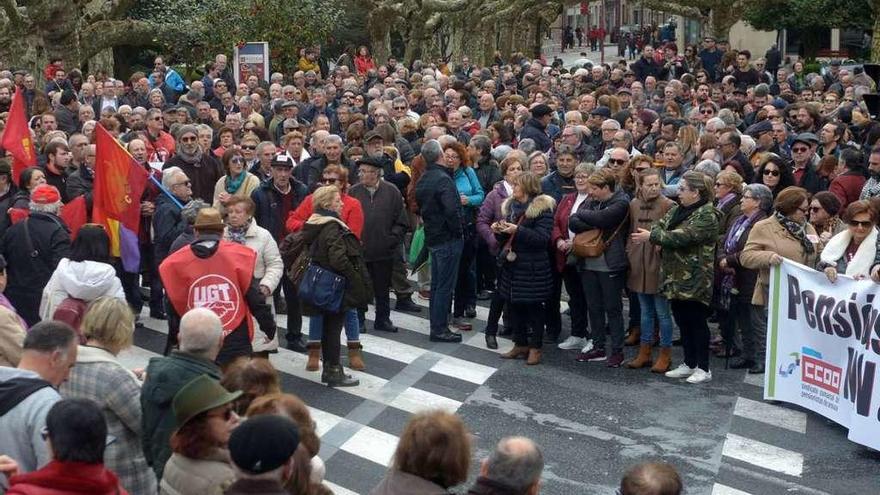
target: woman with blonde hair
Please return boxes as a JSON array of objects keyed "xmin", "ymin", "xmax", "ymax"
[
  {"xmin": 60, "ymin": 297, "xmax": 157, "ymax": 495},
  {"xmin": 677, "ymin": 124, "xmax": 698, "ymax": 167}
]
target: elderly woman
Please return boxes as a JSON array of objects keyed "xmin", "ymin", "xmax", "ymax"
[
  {"xmin": 223, "ymin": 197, "xmax": 283, "ymax": 353},
  {"xmin": 213, "ymin": 127, "xmax": 236, "ymax": 159},
  {"xmin": 476, "ymin": 154, "xmax": 524, "ymax": 348},
  {"xmin": 371, "ymin": 410, "xmax": 471, "ymax": 495},
  {"xmin": 626, "ymin": 169, "xmax": 675, "ymax": 372},
  {"xmin": 717, "ymin": 184, "xmax": 773, "ymax": 370},
  {"xmin": 161, "ymin": 376, "xmax": 241, "ymax": 495},
  {"xmin": 633, "ymin": 171, "xmax": 720, "ymax": 384},
  {"xmin": 756, "ymin": 154, "xmax": 795, "ymax": 198},
  {"xmin": 444, "ymin": 141, "xmax": 485, "ymax": 330},
  {"xmin": 569, "ymin": 169, "xmax": 630, "ymax": 367},
  {"xmin": 809, "ymin": 191, "xmax": 845, "ymax": 242},
  {"xmin": 213, "ymin": 148, "xmax": 260, "ymax": 215},
  {"xmin": 60, "ymin": 297, "xmax": 157, "ymax": 495},
  {"xmin": 552, "ymin": 163, "xmax": 595, "ymax": 354},
  {"xmin": 741, "ymin": 187, "xmax": 820, "ymax": 374},
  {"xmin": 527, "ymin": 151, "xmax": 550, "ymax": 178},
  {"xmin": 818, "ymin": 200, "xmax": 878, "ymax": 282},
  {"xmin": 495, "ymin": 173, "xmax": 555, "ymax": 365},
  {"xmin": 300, "ymin": 186, "xmax": 372, "ymax": 387}
]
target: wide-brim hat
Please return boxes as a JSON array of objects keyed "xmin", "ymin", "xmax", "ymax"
[
  {"xmin": 193, "ymin": 207, "xmax": 225, "ymax": 233},
  {"xmin": 173, "ymin": 375, "xmax": 242, "ymax": 427}
]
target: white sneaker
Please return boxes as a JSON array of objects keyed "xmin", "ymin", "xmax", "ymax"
[
  {"xmin": 665, "ymin": 364, "xmax": 696, "ymax": 378},
  {"xmin": 558, "ymin": 336, "xmax": 587, "ymax": 350},
  {"xmin": 579, "ymin": 339, "xmax": 594, "ymax": 354},
  {"xmin": 686, "ymin": 368, "xmax": 713, "ymax": 384}
]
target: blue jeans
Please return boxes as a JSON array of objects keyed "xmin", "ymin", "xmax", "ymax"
[
  {"xmin": 636, "ymin": 293, "xmax": 673, "ymax": 347},
  {"xmin": 308, "ymin": 309, "xmax": 360, "ymax": 342},
  {"xmin": 428, "ymin": 239, "xmax": 463, "ymax": 334}
]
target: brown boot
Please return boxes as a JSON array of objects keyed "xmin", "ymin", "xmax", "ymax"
[
  {"xmin": 306, "ymin": 342, "xmax": 321, "ymax": 372},
  {"xmin": 627, "ymin": 343, "xmax": 653, "ymax": 369},
  {"xmin": 347, "ymin": 342, "xmax": 366, "ymax": 371},
  {"xmin": 526, "ymin": 348, "xmax": 542, "ymax": 365},
  {"xmin": 651, "ymin": 347, "xmax": 672, "ymax": 373},
  {"xmin": 501, "ymin": 346, "xmax": 530, "ymax": 359},
  {"xmin": 624, "ymin": 326, "xmax": 641, "ymax": 346}
]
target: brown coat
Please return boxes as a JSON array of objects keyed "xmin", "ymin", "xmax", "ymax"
[
  {"xmin": 740, "ymin": 216, "xmax": 821, "ymax": 306},
  {"xmin": 0, "ymin": 306, "xmax": 25, "ymax": 367},
  {"xmin": 626, "ymin": 195, "xmax": 674, "ymax": 293}
]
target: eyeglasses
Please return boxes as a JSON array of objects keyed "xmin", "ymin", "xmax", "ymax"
[
  {"xmin": 700, "ymin": 109, "xmax": 714, "ymax": 115},
  {"xmin": 791, "ymin": 147, "xmax": 809, "ymax": 153},
  {"xmin": 608, "ymin": 158, "xmax": 627, "ymax": 165},
  {"xmin": 763, "ymin": 169, "xmax": 780, "ymax": 176},
  {"xmin": 574, "ymin": 175, "xmax": 590, "ymax": 180},
  {"xmin": 230, "ymin": 157, "xmax": 245, "ymax": 165},
  {"xmin": 152, "ymin": 117, "xmax": 163, "ymax": 121},
  {"xmin": 393, "ymin": 106, "xmax": 407, "ymax": 111},
  {"xmin": 824, "ymin": 99, "xmax": 838, "ymax": 103},
  {"xmin": 322, "ymin": 177, "xmax": 340, "ymax": 184},
  {"xmin": 240, "ymin": 145, "xmax": 257, "ymax": 150},
  {"xmin": 742, "ymin": 195, "xmax": 754, "ymax": 200},
  {"xmin": 849, "ymin": 220, "xmax": 873, "ymax": 228},
  {"xmin": 180, "ymin": 136, "xmax": 197, "ymax": 143},
  {"xmin": 174, "ymin": 180, "xmax": 192, "ymax": 187},
  {"xmin": 809, "ymin": 206, "xmax": 822, "ymax": 212}
]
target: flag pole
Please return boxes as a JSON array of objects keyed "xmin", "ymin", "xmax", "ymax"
[{"xmin": 150, "ymin": 175, "xmax": 185, "ymax": 209}]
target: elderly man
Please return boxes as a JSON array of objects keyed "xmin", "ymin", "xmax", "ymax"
[
  {"xmin": 0, "ymin": 322, "xmax": 78, "ymax": 491},
  {"xmin": 151, "ymin": 167, "xmax": 193, "ymax": 319},
  {"xmin": 226, "ymin": 415, "xmax": 303, "ymax": 495},
  {"xmin": 0, "ymin": 185, "xmax": 70, "ymax": 326},
  {"xmin": 468, "ymin": 437, "xmax": 544, "ymax": 495},
  {"xmin": 164, "ymin": 124, "xmax": 224, "ymax": 203}
]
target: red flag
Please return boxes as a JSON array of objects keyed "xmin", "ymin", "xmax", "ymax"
[
  {"xmin": 1, "ymin": 88, "xmax": 36, "ymax": 185},
  {"xmin": 93, "ymin": 124, "xmax": 149, "ymax": 233},
  {"xmin": 59, "ymin": 195, "xmax": 88, "ymax": 239}
]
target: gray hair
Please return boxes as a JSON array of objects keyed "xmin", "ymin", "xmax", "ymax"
[
  {"xmin": 705, "ymin": 116, "xmax": 725, "ymax": 129},
  {"xmin": 484, "ymin": 437, "xmax": 544, "ymax": 493},
  {"xmin": 517, "ymin": 138, "xmax": 537, "ymax": 154},
  {"xmin": 421, "ymin": 139, "xmax": 443, "ymax": 163},
  {"xmin": 492, "ymin": 145, "xmax": 514, "ymax": 162},
  {"xmin": 681, "ymin": 170, "xmax": 713, "ymax": 201},
  {"xmin": 162, "ymin": 166, "xmax": 185, "ymax": 189},
  {"xmin": 196, "ymin": 124, "xmax": 213, "ymax": 138},
  {"xmin": 325, "ymin": 134, "xmax": 343, "ymax": 146},
  {"xmin": 693, "ymin": 159, "xmax": 721, "ymax": 179},
  {"xmin": 743, "ymin": 183, "xmax": 774, "ymax": 213},
  {"xmin": 470, "ymin": 135, "xmax": 492, "ymax": 158},
  {"xmin": 178, "ymin": 308, "xmax": 223, "ymax": 359},
  {"xmin": 256, "ymin": 141, "xmax": 276, "ymax": 155},
  {"xmin": 717, "ymin": 108, "xmax": 737, "ymax": 127},
  {"xmin": 30, "ymin": 200, "xmax": 61, "ymax": 215}
]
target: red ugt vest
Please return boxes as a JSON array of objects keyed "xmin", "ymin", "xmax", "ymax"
[{"xmin": 159, "ymin": 240, "xmax": 257, "ymax": 339}]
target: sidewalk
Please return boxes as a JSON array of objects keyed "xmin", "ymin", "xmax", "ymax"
[{"xmin": 542, "ymin": 38, "xmax": 628, "ymax": 67}]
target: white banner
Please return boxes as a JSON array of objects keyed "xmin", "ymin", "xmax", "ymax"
[{"xmin": 765, "ymin": 260, "xmax": 880, "ymax": 451}]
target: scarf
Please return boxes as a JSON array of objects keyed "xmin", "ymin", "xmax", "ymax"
[
  {"xmin": 819, "ymin": 227, "xmax": 878, "ymax": 276},
  {"xmin": 666, "ymin": 198, "xmax": 708, "ymax": 231},
  {"xmin": 719, "ymin": 211, "xmax": 762, "ymax": 309},
  {"xmin": 315, "ymin": 207, "xmax": 339, "ymax": 219},
  {"xmin": 716, "ymin": 192, "xmax": 737, "ymax": 211},
  {"xmin": 226, "ymin": 219, "xmax": 251, "ymax": 245},
  {"xmin": 774, "ymin": 211, "xmax": 815, "ymax": 255},
  {"xmin": 225, "ymin": 172, "xmax": 246, "ymax": 194}
]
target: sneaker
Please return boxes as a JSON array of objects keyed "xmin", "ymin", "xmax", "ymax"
[
  {"xmin": 686, "ymin": 368, "xmax": 713, "ymax": 384},
  {"xmin": 558, "ymin": 336, "xmax": 587, "ymax": 350},
  {"xmin": 580, "ymin": 339, "xmax": 594, "ymax": 354},
  {"xmin": 418, "ymin": 290, "xmax": 431, "ymax": 300},
  {"xmin": 606, "ymin": 352, "xmax": 625, "ymax": 368},
  {"xmin": 576, "ymin": 348, "xmax": 606, "ymax": 362},
  {"xmin": 665, "ymin": 364, "xmax": 696, "ymax": 378},
  {"xmin": 464, "ymin": 305, "xmax": 477, "ymax": 318}
]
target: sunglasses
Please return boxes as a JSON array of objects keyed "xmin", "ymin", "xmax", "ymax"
[
  {"xmin": 608, "ymin": 158, "xmax": 627, "ymax": 165},
  {"xmin": 240, "ymin": 145, "xmax": 257, "ymax": 150},
  {"xmin": 763, "ymin": 169, "xmax": 780, "ymax": 176},
  {"xmin": 791, "ymin": 147, "xmax": 809, "ymax": 153},
  {"xmin": 180, "ymin": 136, "xmax": 197, "ymax": 143},
  {"xmin": 322, "ymin": 178, "xmax": 340, "ymax": 184},
  {"xmin": 849, "ymin": 220, "xmax": 873, "ymax": 228},
  {"xmin": 174, "ymin": 180, "xmax": 192, "ymax": 187},
  {"xmin": 393, "ymin": 106, "xmax": 407, "ymax": 110}
]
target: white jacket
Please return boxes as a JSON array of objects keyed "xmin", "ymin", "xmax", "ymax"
[
  {"xmin": 223, "ymin": 221, "xmax": 283, "ymax": 292},
  {"xmin": 39, "ymin": 259, "xmax": 126, "ymax": 320}
]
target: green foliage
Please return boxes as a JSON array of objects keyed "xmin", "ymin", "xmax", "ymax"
[
  {"xmin": 129, "ymin": 0, "xmax": 343, "ymax": 73},
  {"xmin": 742, "ymin": 0, "xmax": 873, "ymax": 32}
]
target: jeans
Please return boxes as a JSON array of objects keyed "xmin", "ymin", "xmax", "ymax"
[
  {"xmin": 580, "ymin": 270, "xmax": 626, "ymax": 352},
  {"xmin": 670, "ymin": 299, "xmax": 711, "ymax": 371},
  {"xmin": 308, "ymin": 309, "xmax": 360, "ymax": 342},
  {"xmin": 636, "ymin": 293, "xmax": 673, "ymax": 347},
  {"xmin": 453, "ymin": 234, "xmax": 477, "ymax": 316},
  {"xmin": 428, "ymin": 239, "xmax": 463, "ymax": 334}
]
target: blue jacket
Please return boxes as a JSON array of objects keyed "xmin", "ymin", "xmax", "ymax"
[
  {"xmin": 149, "ymin": 68, "xmax": 186, "ymax": 93},
  {"xmin": 519, "ymin": 118, "xmax": 552, "ymax": 152},
  {"xmin": 250, "ymin": 178, "xmax": 309, "ymax": 241},
  {"xmin": 541, "ymin": 171, "xmax": 575, "ymax": 203}
]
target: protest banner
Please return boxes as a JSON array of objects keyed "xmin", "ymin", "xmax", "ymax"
[
  {"xmin": 233, "ymin": 42, "xmax": 270, "ymax": 85},
  {"xmin": 765, "ymin": 259, "xmax": 880, "ymax": 451}
]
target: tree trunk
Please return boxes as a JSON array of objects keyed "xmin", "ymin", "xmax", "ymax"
[
  {"xmin": 710, "ymin": 5, "xmax": 738, "ymax": 41},
  {"xmin": 366, "ymin": 8, "xmax": 393, "ymax": 64},
  {"xmin": 872, "ymin": 14, "xmax": 880, "ymax": 62}
]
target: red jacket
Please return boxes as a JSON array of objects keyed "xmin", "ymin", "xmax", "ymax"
[
  {"xmin": 829, "ymin": 171, "xmax": 866, "ymax": 210},
  {"xmin": 285, "ymin": 193, "xmax": 364, "ymax": 239},
  {"xmin": 551, "ymin": 192, "xmax": 579, "ymax": 272},
  {"xmin": 354, "ymin": 55, "xmax": 376, "ymax": 76},
  {"xmin": 7, "ymin": 461, "xmax": 129, "ymax": 495}
]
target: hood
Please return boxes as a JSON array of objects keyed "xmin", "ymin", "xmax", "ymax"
[
  {"xmin": 501, "ymin": 194, "xmax": 556, "ymax": 218},
  {"xmin": 0, "ymin": 367, "xmax": 40, "ymax": 382},
  {"xmin": 55, "ymin": 259, "xmax": 120, "ymax": 301},
  {"xmin": 9, "ymin": 461, "xmax": 122, "ymax": 494},
  {"xmin": 492, "ymin": 181, "xmax": 510, "ymax": 198},
  {"xmin": 302, "ymin": 213, "xmax": 347, "ymax": 244},
  {"xmin": 190, "ymin": 235, "xmax": 222, "ymax": 258}
]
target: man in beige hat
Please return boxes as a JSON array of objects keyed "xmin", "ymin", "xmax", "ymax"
[{"xmin": 159, "ymin": 208, "xmax": 277, "ymax": 365}]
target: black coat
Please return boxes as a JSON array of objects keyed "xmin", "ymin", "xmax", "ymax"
[
  {"xmin": 163, "ymin": 153, "xmax": 224, "ymax": 204},
  {"xmin": 631, "ymin": 57, "xmax": 662, "ymax": 81},
  {"xmin": 568, "ymin": 189, "xmax": 630, "ymax": 272},
  {"xmin": 250, "ymin": 178, "xmax": 309, "ymax": 241},
  {"xmin": 518, "ymin": 118, "xmax": 552, "ymax": 152},
  {"xmin": 152, "ymin": 193, "xmax": 187, "ymax": 263},
  {"xmin": 415, "ymin": 163, "xmax": 462, "ymax": 247},
  {"xmin": 495, "ymin": 195, "xmax": 555, "ymax": 303},
  {"xmin": 349, "ymin": 181, "xmax": 409, "ymax": 262}
]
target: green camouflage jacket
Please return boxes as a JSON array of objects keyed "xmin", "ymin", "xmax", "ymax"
[{"xmin": 649, "ymin": 202, "xmax": 720, "ymax": 306}]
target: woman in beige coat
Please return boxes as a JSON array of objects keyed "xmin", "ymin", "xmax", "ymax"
[
  {"xmin": 213, "ymin": 148, "xmax": 260, "ymax": 216},
  {"xmin": 741, "ymin": 186, "xmax": 821, "ymax": 374}
]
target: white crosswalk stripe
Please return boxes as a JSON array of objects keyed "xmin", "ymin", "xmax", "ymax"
[
  {"xmin": 132, "ymin": 302, "xmax": 502, "ymax": 493},
  {"xmin": 733, "ymin": 397, "xmax": 807, "ymax": 434},
  {"xmin": 712, "ymin": 483, "xmax": 753, "ymax": 495},
  {"xmin": 721, "ymin": 433, "xmax": 804, "ymax": 477}
]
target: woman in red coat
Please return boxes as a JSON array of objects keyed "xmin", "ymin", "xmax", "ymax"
[
  {"xmin": 354, "ymin": 46, "xmax": 376, "ymax": 76},
  {"xmin": 550, "ymin": 163, "xmax": 593, "ymax": 355}
]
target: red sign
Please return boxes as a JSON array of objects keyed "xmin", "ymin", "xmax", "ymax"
[
  {"xmin": 188, "ymin": 274, "xmax": 244, "ymax": 333},
  {"xmin": 802, "ymin": 355, "xmax": 842, "ymax": 394}
]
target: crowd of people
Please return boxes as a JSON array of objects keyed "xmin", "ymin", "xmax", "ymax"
[{"xmin": 0, "ymin": 32, "xmax": 879, "ymax": 493}]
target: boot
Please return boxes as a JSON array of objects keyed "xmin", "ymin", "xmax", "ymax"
[
  {"xmin": 306, "ymin": 342, "xmax": 321, "ymax": 372},
  {"xmin": 500, "ymin": 346, "xmax": 530, "ymax": 359},
  {"xmin": 321, "ymin": 365, "xmax": 359, "ymax": 387},
  {"xmin": 273, "ymin": 294, "xmax": 287, "ymax": 315},
  {"xmin": 651, "ymin": 347, "xmax": 672, "ymax": 374},
  {"xmin": 526, "ymin": 348, "xmax": 542, "ymax": 365},
  {"xmin": 624, "ymin": 326, "xmax": 641, "ymax": 346},
  {"xmin": 627, "ymin": 343, "xmax": 653, "ymax": 369},
  {"xmin": 347, "ymin": 342, "xmax": 366, "ymax": 371}
]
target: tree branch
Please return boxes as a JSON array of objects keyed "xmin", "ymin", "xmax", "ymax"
[
  {"xmin": 421, "ymin": 0, "xmax": 471, "ymax": 12},
  {"xmin": 79, "ymin": 19, "xmax": 162, "ymax": 61},
  {"xmin": 1, "ymin": 0, "xmax": 23, "ymax": 24}
]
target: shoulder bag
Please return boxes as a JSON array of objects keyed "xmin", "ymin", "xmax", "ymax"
[
  {"xmin": 572, "ymin": 212, "xmax": 629, "ymax": 258},
  {"xmin": 297, "ymin": 231, "xmax": 347, "ymax": 313}
]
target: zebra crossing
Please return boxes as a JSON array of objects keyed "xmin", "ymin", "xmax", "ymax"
[{"xmin": 122, "ymin": 302, "xmax": 506, "ymax": 494}]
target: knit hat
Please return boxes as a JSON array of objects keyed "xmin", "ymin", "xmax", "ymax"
[
  {"xmin": 530, "ymin": 104, "xmax": 553, "ymax": 118},
  {"xmin": 31, "ymin": 184, "xmax": 61, "ymax": 205},
  {"xmin": 229, "ymin": 415, "xmax": 300, "ymax": 474},
  {"xmin": 176, "ymin": 124, "xmax": 198, "ymax": 140}
]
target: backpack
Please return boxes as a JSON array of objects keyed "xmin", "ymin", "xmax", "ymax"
[
  {"xmin": 52, "ymin": 297, "xmax": 88, "ymax": 343},
  {"xmin": 279, "ymin": 230, "xmax": 312, "ymax": 286}
]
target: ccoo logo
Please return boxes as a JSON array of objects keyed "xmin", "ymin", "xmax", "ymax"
[{"xmin": 187, "ymin": 274, "xmax": 242, "ymax": 330}]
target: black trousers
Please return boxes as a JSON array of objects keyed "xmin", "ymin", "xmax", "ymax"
[
  {"xmin": 580, "ymin": 270, "xmax": 626, "ymax": 352},
  {"xmin": 670, "ymin": 299, "xmax": 711, "ymax": 371},
  {"xmin": 321, "ymin": 311, "xmax": 346, "ymax": 366},
  {"xmin": 476, "ymin": 238, "xmax": 496, "ymax": 292},
  {"xmin": 561, "ymin": 266, "xmax": 589, "ymax": 338},
  {"xmin": 453, "ymin": 234, "xmax": 477, "ymax": 316},
  {"xmin": 279, "ymin": 275, "xmax": 303, "ymax": 340},
  {"xmin": 366, "ymin": 259, "xmax": 393, "ymax": 324},
  {"xmin": 545, "ymin": 268, "xmax": 562, "ymax": 338},
  {"xmin": 627, "ymin": 288, "xmax": 641, "ymax": 329},
  {"xmin": 511, "ymin": 302, "xmax": 545, "ymax": 348}
]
